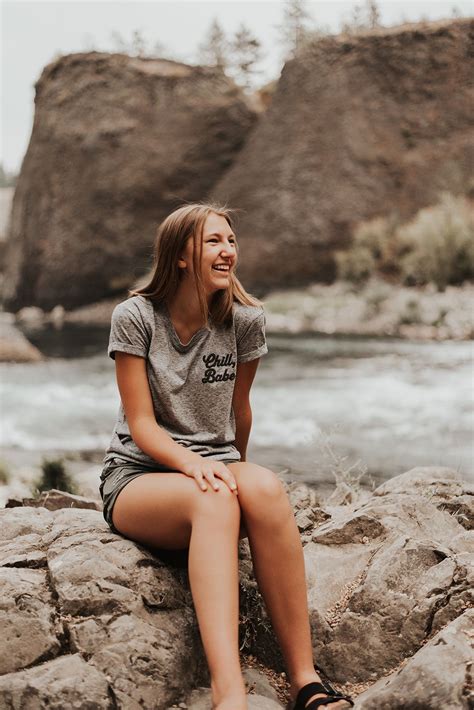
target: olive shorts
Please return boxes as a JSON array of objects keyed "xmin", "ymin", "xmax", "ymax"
[{"xmin": 99, "ymin": 456, "xmax": 239, "ymax": 535}]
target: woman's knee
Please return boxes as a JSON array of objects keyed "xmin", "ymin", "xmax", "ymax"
[
  {"xmin": 192, "ymin": 481, "xmax": 241, "ymax": 524},
  {"xmin": 228, "ymin": 463, "xmax": 289, "ymax": 519}
]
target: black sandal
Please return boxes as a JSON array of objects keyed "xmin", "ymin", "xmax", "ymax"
[{"xmin": 287, "ymin": 678, "xmax": 355, "ymax": 709}]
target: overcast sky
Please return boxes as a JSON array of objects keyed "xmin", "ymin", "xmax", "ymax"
[{"xmin": 2, "ymin": 0, "xmax": 472, "ymax": 173}]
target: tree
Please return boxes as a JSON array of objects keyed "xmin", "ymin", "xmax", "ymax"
[
  {"xmin": 109, "ymin": 29, "xmax": 166, "ymax": 58},
  {"xmin": 341, "ymin": 0, "xmax": 382, "ymax": 35},
  {"xmin": 197, "ymin": 18, "xmax": 229, "ymax": 71},
  {"xmin": 367, "ymin": 1, "xmax": 381, "ymax": 29},
  {"xmin": 229, "ymin": 23, "xmax": 264, "ymax": 90},
  {"xmin": 0, "ymin": 163, "xmax": 17, "ymax": 188},
  {"xmin": 276, "ymin": 0, "xmax": 313, "ymax": 61}
]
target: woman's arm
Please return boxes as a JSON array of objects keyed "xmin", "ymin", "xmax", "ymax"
[
  {"xmin": 115, "ymin": 352, "xmax": 199, "ymax": 469},
  {"xmin": 232, "ymin": 359, "xmax": 260, "ymax": 462}
]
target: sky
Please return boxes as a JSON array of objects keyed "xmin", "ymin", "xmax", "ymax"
[{"xmin": 2, "ymin": 0, "xmax": 472, "ymax": 173}]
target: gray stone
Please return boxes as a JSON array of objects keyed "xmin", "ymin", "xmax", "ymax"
[
  {"xmin": 242, "ymin": 667, "xmax": 282, "ymax": 704},
  {"xmin": 354, "ymin": 610, "xmax": 474, "ymax": 709},
  {"xmin": 210, "ymin": 18, "xmax": 474, "ymax": 295},
  {"xmin": 0, "ymin": 567, "xmax": 61, "ymax": 675},
  {"xmin": 0, "ymin": 654, "xmax": 111, "ymax": 709},
  {"xmin": 0, "ymin": 466, "xmax": 471, "ymax": 708},
  {"xmin": 7, "ymin": 488, "xmax": 101, "ymax": 512},
  {"xmin": 3, "ymin": 53, "xmax": 257, "ymax": 311},
  {"xmin": 186, "ymin": 685, "xmax": 284, "ymax": 709},
  {"xmin": 0, "ymin": 321, "xmax": 43, "ymax": 363}
]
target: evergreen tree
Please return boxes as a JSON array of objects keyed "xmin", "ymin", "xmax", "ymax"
[
  {"xmin": 109, "ymin": 30, "xmax": 165, "ymax": 58},
  {"xmin": 197, "ymin": 18, "xmax": 229, "ymax": 71},
  {"xmin": 341, "ymin": 0, "xmax": 382, "ymax": 34},
  {"xmin": 277, "ymin": 0, "xmax": 312, "ymax": 60},
  {"xmin": 367, "ymin": 1, "xmax": 381, "ymax": 29},
  {"xmin": 229, "ymin": 23, "xmax": 264, "ymax": 89}
]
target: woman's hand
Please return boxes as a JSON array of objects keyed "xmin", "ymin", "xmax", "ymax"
[{"xmin": 180, "ymin": 455, "xmax": 238, "ymax": 495}]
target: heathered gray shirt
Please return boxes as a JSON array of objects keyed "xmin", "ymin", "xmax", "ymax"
[{"xmin": 103, "ymin": 295, "xmax": 268, "ymax": 469}]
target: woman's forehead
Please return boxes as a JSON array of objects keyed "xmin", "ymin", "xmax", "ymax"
[{"xmin": 203, "ymin": 212, "xmax": 231, "ymax": 234}]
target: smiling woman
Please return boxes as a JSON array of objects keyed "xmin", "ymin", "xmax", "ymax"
[{"xmin": 98, "ymin": 201, "xmax": 354, "ymax": 710}]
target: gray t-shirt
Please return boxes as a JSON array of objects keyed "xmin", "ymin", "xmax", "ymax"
[{"xmin": 103, "ymin": 295, "xmax": 268, "ymax": 469}]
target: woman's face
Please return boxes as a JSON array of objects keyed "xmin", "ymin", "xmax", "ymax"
[{"xmin": 180, "ymin": 213, "xmax": 238, "ymax": 293}]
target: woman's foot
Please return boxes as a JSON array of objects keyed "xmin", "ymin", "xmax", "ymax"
[{"xmin": 290, "ymin": 670, "xmax": 352, "ymax": 709}]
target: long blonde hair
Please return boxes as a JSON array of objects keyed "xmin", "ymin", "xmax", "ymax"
[{"xmin": 129, "ymin": 201, "xmax": 263, "ymax": 328}]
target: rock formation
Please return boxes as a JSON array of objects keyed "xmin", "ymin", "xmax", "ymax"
[
  {"xmin": 2, "ymin": 53, "xmax": 257, "ymax": 312},
  {"xmin": 210, "ymin": 18, "xmax": 474, "ymax": 294},
  {"xmin": 0, "ymin": 466, "xmax": 472, "ymax": 708},
  {"xmin": 0, "ymin": 313, "xmax": 43, "ymax": 363}
]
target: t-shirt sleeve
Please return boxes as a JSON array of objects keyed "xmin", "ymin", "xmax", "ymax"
[
  {"xmin": 237, "ymin": 309, "xmax": 269, "ymax": 363},
  {"xmin": 108, "ymin": 299, "xmax": 151, "ymax": 360}
]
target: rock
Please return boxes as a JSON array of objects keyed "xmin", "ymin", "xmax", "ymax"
[
  {"xmin": 242, "ymin": 667, "xmax": 283, "ymax": 704},
  {"xmin": 0, "ymin": 505, "xmax": 202, "ymax": 708},
  {"xmin": 0, "ymin": 654, "xmax": 111, "ymax": 709},
  {"xmin": 0, "ymin": 466, "xmax": 471, "ymax": 707},
  {"xmin": 373, "ymin": 466, "xmax": 474, "ymax": 530},
  {"xmin": 354, "ymin": 610, "xmax": 474, "ymax": 709},
  {"xmin": 210, "ymin": 18, "xmax": 474, "ymax": 295},
  {"xmin": 0, "ymin": 320, "xmax": 43, "ymax": 362},
  {"xmin": 295, "ymin": 508, "xmax": 317, "ymax": 532},
  {"xmin": 304, "ymin": 487, "xmax": 473, "ymax": 683},
  {"xmin": 372, "ymin": 466, "xmax": 468, "ymax": 497},
  {"xmin": 3, "ymin": 52, "xmax": 258, "ymax": 311},
  {"xmin": 186, "ymin": 685, "xmax": 284, "ymax": 709},
  {"xmin": 15, "ymin": 306, "xmax": 45, "ymax": 326},
  {"xmin": 312, "ymin": 513, "xmax": 386, "ymax": 545},
  {"xmin": 0, "ymin": 567, "xmax": 62, "ymax": 675},
  {"xmin": 49, "ymin": 304, "xmax": 65, "ymax": 328},
  {"xmin": 5, "ymin": 488, "xmax": 101, "ymax": 512}
]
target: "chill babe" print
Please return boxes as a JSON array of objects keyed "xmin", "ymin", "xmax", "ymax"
[{"xmin": 202, "ymin": 352, "xmax": 236, "ymax": 384}]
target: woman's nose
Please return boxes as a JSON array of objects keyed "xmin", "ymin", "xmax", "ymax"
[{"xmin": 220, "ymin": 245, "xmax": 234, "ymax": 257}]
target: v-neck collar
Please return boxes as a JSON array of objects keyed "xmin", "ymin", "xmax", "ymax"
[{"xmin": 162, "ymin": 301, "xmax": 209, "ymax": 351}]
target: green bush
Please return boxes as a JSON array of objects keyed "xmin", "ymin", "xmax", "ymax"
[
  {"xmin": 336, "ymin": 193, "xmax": 474, "ymax": 290},
  {"xmin": 0, "ymin": 461, "xmax": 10, "ymax": 485},
  {"xmin": 398, "ymin": 192, "xmax": 474, "ymax": 290},
  {"xmin": 335, "ymin": 245, "xmax": 376, "ymax": 285},
  {"xmin": 31, "ymin": 457, "xmax": 78, "ymax": 496},
  {"xmin": 335, "ymin": 213, "xmax": 401, "ymax": 285}
]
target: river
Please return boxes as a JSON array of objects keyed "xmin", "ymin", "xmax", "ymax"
[{"xmin": 0, "ymin": 324, "xmax": 472, "ymax": 502}]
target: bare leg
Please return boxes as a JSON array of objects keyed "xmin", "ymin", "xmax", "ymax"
[
  {"xmin": 111, "ymin": 472, "xmax": 247, "ymax": 709},
  {"xmin": 228, "ymin": 463, "xmax": 351, "ymax": 709}
]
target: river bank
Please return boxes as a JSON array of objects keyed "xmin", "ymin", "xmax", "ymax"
[
  {"xmin": 7, "ymin": 276, "xmax": 474, "ymax": 344},
  {"xmin": 262, "ymin": 277, "xmax": 474, "ymax": 341}
]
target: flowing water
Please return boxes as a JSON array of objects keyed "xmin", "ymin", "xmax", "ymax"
[{"xmin": 1, "ymin": 324, "xmax": 472, "ymax": 502}]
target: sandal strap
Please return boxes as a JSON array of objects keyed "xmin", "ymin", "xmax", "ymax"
[
  {"xmin": 296, "ymin": 682, "xmax": 332, "ymax": 707},
  {"xmin": 295, "ymin": 681, "xmax": 355, "ymax": 709}
]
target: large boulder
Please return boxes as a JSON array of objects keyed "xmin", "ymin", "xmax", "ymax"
[
  {"xmin": 0, "ymin": 466, "xmax": 471, "ymax": 707},
  {"xmin": 210, "ymin": 18, "xmax": 474, "ymax": 294},
  {"xmin": 354, "ymin": 609, "xmax": 474, "ymax": 709},
  {"xmin": 2, "ymin": 52, "xmax": 258, "ymax": 311},
  {"xmin": 0, "ymin": 314, "xmax": 43, "ymax": 363}
]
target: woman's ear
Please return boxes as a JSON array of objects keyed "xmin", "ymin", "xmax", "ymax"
[{"xmin": 177, "ymin": 254, "xmax": 188, "ymax": 270}]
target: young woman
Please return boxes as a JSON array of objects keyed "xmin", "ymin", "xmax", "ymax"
[{"xmin": 99, "ymin": 202, "xmax": 354, "ymax": 710}]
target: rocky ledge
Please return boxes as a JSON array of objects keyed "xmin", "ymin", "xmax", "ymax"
[{"xmin": 0, "ymin": 466, "xmax": 472, "ymax": 708}]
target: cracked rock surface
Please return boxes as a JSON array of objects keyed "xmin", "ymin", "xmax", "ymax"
[{"xmin": 0, "ymin": 466, "xmax": 472, "ymax": 708}]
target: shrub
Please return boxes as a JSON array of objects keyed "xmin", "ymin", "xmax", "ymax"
[
  {"xmin": 335, "ymin": 193, "xmax": 474, "ymax": 290},
  {"xmin": 0, "ymin": 461, "xmax": 10, "ymax": 485},
  {"xmin": 397, "ymin": 192, "xmax": 474, "ymax": 290},
  {"xmin": 335, "ymin": 213, "xmax": 402, "ymax": 285},
  {"xmin": 31, "ymin": 457, "xmax": 78, "ymax": 496}
]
